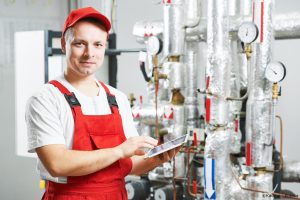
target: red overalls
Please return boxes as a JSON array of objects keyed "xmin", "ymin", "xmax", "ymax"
[{"xmin": 42, "ymin": 80, "xmax": 132, "ymax": 200}]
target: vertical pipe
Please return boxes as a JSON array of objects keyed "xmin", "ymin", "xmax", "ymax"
[
  {"xmin": 184, "ymin": 42, "xmax": 199, "ymax": 129},
  {"xmin": 206, "ymin": 0, "xmax": 230, "ymax": 126},
  {"xmin": 246, "ymin": 0, "xmax": 274, "ymax": 168},
  {"xmin": 163, "ymin": 0, "xmax": 185, "ymax": 56},
  {"xmin": 205, "ymin": 0, "xmax": 232, "ymax": 199},
  {"xmin": 246, "ymin": 0, "xmax": 274, "ymax": 198}
]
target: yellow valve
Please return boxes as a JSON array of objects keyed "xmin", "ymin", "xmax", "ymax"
[
  {"xmin": 39, "ymin": 180, "xmax": 46, "ymax": 189},
  {"xmin": 129, "ymin": 93, "xmax": 136, "ymax": 108},
  {"xmin": 272, "ymin": 83, "xmax": 279, "ymax": 100},
  {"xmin": 244, "ymin": 43, "xmax": 252, "ymax": 60}
]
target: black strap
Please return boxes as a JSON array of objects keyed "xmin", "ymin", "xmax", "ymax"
[
  {"xmin": 107, "ymin": 94, "xmax": 118, "ymax": 108},
  {"xmin": 64, "ymin": 93, "xmax": 81, "ymax": 107}
]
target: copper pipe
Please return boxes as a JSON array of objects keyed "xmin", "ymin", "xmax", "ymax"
[
  {"xmin": 265, "ymin": 115, "xmax": 283, "ymax": 172},
  {"xmin": 173, "ymin": 156, "xmax": 177, "ymax": 200},
  {"xmin": 277, "ymin": 115, "xmax": 284, "ymax": 171},
  {"xmin": 186, "ymin": 147, "xmax": 203, "ymax": 198}
]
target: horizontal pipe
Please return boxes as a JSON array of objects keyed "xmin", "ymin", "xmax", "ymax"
[
  {"xmin": 186, "ymin": 12, "xmax": 300, "ymax": 40},
  {"xmin": 282, "ymin": 160, "xmax": 300, "ymax": 182}
]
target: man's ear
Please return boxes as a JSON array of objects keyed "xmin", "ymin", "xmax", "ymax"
[{"xmin": 61, "ymin": 38, "xmax": 66, "ymax": 54}]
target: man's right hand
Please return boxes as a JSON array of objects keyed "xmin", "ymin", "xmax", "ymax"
[{"xmin": 117, "ymin": 136, "xmax": 158, "ymax": 158}]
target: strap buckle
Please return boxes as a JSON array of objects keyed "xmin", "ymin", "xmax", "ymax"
[
  {"xmin": 107, "ymin": 94, "xmax": 118, "ymax": 108},
  {"xmin": 64, "ymin": 93, "xmax": 81, "ymax": 107}
]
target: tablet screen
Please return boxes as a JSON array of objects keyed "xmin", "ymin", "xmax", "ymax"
[{"xmin": 144, "ymin": 134, "xmax": 188, "ymax": 158}]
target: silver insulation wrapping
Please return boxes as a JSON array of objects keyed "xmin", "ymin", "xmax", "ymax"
[
  {"xmin": 184, "ymin": 42, "xmax": 200, "ymax": 129},
  {"xmin": 185, "ymin": 0, "xmax": 200, "ymax": 28},
  {"xmin": 274, "ymin": 13, "xmax": 300, "ymax": 39},
  {"xmin": 205, "ymin": 129, "xmax": 246, "ymax": 199},
  {"xmin": 163, "ymin": 62, "xmax": 185, "ymax": 90},
  {"xmin": 163, "ymin": 0, "xmax": 185, "ymax": 56},
  {"xmin": 132, "ymin": 104, "xmax": 165, "ymax": 126},
  {"xmin": 282, "ymin": 160, "xmax": 300, "ymax": 182},
  {"xmin": 246, "ymin": 173, "xmax": 274, "ymax": 199},
  {"xmin": 206, "ymin": 0, "xmax": 231, "ymax": 126},
  {"xmin": 132, "ymin": 21, "xmax": 163, "ymax": 43},
  {"xmin": 246, "ymin": 0, "xmax": 274, "ymax": 168}
]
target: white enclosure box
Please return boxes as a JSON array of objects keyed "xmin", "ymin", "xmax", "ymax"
[{"xmin": 14, "ymin": 30, "xmax": 64, "ymax": 158}]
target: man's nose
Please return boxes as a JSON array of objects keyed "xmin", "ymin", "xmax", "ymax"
[{"xmin": 83, "ymin": 45, "xmax": 94, "ymax": 58}]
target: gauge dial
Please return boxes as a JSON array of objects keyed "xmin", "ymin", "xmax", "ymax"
[
  {"xmin": 146, "ymin": 36, "xmax": 162, "ymax": 56},
  {"xmin": 265, "ymin": 62, "xmax": 286, "ymax": 83},
  {"xmin": 238, "ymin": 22, "xmax": 259, "ymax": 44}
]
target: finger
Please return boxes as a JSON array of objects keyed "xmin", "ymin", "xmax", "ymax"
[
  {"xmin": 168, "ymin": 149, "xmax": 176, "ymax": 158},
  {"xmin": 175, "ymin": 146, "xmax": 182, "ymax": 153},
  {"xmin": 144, "ymin": 136, "xmax": 159, "ymax": 146},
  {"xmin": 141, "ymin": 143, "xmax": 155, "ymax": 149},
  {"xmin": 134, "ymin": 149, "xmax": 146, "ymax": 156}
]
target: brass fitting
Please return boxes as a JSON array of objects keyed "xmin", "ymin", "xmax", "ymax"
[
  {"xmin": 244, "ymin": 43, "xmax": 252, "ymax": 60},
  {"xmin": 254, "ymin": 167, "xmax": 267, "ymax": 175},
  {"xmin": 168, "ymin": 56, "xmax": 180, "ymax": 62},
  {"xmin": 272, "ymin": 83, "xmax": 279, "ymax": 100},
  {"xmin": 153, "ymin": 55, "xmax": 168, "ymax": 84},
  {"xmin": 129, "ymin": 93, "xmax": 136, "ymax": 107},
  {"xmin": 171, "ymin": 88, "xmax": 185, "ymax": 105}
]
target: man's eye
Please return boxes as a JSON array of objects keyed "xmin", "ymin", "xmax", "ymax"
[
  {"xmin": 74, "ymin": 42, "xmax": 84, "ymax": 47},
  {"xmin": 95, "ymin": 43, "xmax": 103, "ymax": 47}
]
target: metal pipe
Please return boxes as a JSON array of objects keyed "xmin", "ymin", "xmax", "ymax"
[
  {"xmin": 282, "ymin": 161, "xmax": 300, "ymax": 183},
  {"xmin": 274, "ymin": 13, "xmax": 300, "ymax": 40},
  {"xmin": 206, "ymin": 0, "xmax": 231, "ymax": 126},
  {"xmin": 245, "ymin": 0, "xmax": 274, "ymax": 168},
  {"xmin": 163, "ymin": 0, "xmax": 185, "ymax": 56},
  {"xmin": 186, "ymin": 12, "xmax": 300, "ymax": 41},
  {"xmin": 184, "ymin": 0, "xmax": 201, "ymax": 28},
  {"xmin": 184, "ymin": 41, "xmax": 200, "ymax": 129}
]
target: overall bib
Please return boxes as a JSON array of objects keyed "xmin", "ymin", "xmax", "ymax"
[{"xmin": 42, "ymin": 80, "xmax": 132, "ymax": 200}]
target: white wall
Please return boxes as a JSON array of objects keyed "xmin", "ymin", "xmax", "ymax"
[{"xmin": 274, "ymin": 0, "xmax": 300, "ymax": 194}]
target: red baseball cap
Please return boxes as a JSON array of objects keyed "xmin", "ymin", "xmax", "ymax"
[{"xmin": 62, "ymin": 7, "xmax": 111, "ymax": 38}]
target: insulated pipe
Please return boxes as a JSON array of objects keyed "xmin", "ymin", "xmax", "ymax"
[
  {"xmin": 184, "ymin": 0, "xmax": 200, "ymax": 28},
  {"xmin": 163, "ymin": 0, "xmax": 185, "ymax": 56},
  {"xmin": 206, "ymin": 0, "xmax": 231, "ymax": 126},
  {"xmin": 132, "ymin": 21, "xmax": 163, "ymax": 43},
  {"xmin": 205, "ymin": 129, "xmax": 246, "ymax": 199},
  {"xmin": 228, "ymin": 0, "xmax": 252, "ymax": 16},
  {"xmin": 274, "ymin": 13, "xmax": 300, "ymax": 40},
  {"xmin": 246, "ymin": 173, "xmax": 274, "ymax": 199},
  {"xmin": 204, "ymin": 0, "xmax": 232, "ymax": 199},
  {"xmin": 228, "ymin": 40, "xmax": 242, "ymax": 154},
  {"xmin": 282, "ymin": 161, "xmax": 300, "ymax": 183},
  {"xmin": 245, "ymin": 0, "xmax": 274, "ymax": 168},
  {"xmin": 132, "ymin": 103, "xmax": 165, "ymax": 126},
  {"xmin": 184, "ymin": 42, "xmax": 200, "ymax": 129},
  {"xmin": 185, "ymin": 12, "xmax": 300, "ymax": 41}
]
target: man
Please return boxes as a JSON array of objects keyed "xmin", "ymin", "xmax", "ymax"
[{"xmin": 25, "ymin": 7, "xmax": 180, "ymax": 200}]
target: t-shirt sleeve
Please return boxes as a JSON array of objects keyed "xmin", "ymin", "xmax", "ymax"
[
  {"xmin": 117, "ymin": 92, "xmax": 139, "ymax": 138},
  {"xmin": 25, "ymin": 88, "xmax": 66, "ymax": 153}
]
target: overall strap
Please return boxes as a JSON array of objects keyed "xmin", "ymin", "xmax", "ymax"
[
  {"xmin": 99, "ymin": 82, "xmax": 119, "ymax": 113},
  {"xmin": 48, "ymin": 80, "xmax": 82, "ymax": 117}
]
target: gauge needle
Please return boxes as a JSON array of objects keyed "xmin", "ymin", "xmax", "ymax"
[{"xmin": 271, "ymin": 69, "xmax": 277, "ymax": 75}]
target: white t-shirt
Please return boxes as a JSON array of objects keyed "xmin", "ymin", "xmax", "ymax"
[{"xmin": 25, "ymin": 75, "xmax": 139, "ymax": 183}]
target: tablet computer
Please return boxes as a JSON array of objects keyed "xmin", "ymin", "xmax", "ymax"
[{"xmin": 144, "ymin": 134, "xmax": 188, "ymax": 158}]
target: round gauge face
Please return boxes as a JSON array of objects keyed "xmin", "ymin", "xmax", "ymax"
[
  {"xmin": 238, "ymin": 22, "xmax": 259, "ymax": 44},
  {"xmin": 146, "ymin": 36, "xmax": 162, "ymax": 55},
  {"xmin": 265, "ymin": 62, "xmax": 286, "ymax": 83}
]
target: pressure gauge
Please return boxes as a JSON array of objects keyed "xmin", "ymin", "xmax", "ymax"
[
  {"xmin": 146, "ymin": 36, "xmax": 162, "ymax": 56},
  {"xmin": 265, "ymin": 62, "xmax": 286, "ymax": 83},
  {"xmin": 238, "ymin": 22, "xmax": 259, "ymax": 44}
]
